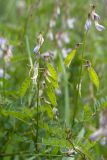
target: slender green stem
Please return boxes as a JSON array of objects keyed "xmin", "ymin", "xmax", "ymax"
[
  {"xmin": 72, "ymin": 31, "xmax": 88, "ymax": 126},
  {"xmin": 59, "ymin": 53, "xmax": 70, "ymax": 127},
  {"xmin": 35, "ymin": 54, "xmax": 41, "ymax": 152},
  {"xmin": 0, "ymin": 152, "xmax": 63, "ymax": 158},
  {"xmin": 3, "ymin": 60, "xmax": 6, "ymax": 101}
]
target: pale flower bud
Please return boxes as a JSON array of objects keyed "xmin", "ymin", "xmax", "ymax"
[
  {"xmin": 33, "ymin": 45, "xmax": 40, "ymax": 54},
  {"xmin": 95, "ymin": 21, "xmax": 105, "ymax": 31},
  {"xmin": 84, "ymin": 14, "xmax": 92, "ymax": 31}
]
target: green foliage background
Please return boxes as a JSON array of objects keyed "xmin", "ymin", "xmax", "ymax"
[{"xmin": 0, "ymin": 0, "xmax": 107, "ymax": 159}]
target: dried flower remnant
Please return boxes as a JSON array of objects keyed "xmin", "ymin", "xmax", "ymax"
[
  {"xmin": 90, "ymin": 108, "xmax": 107, "ymax": 144},
  {"xmin": 37, "ymin": 33, "xmax": 44, "ymax": 46},
  {"xmin": 83, "ymin": 60, "xmax": 91, "ymax": 68}
]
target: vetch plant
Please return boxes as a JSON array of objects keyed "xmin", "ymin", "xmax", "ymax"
[
  {"xmin": 64, "ymin": 5, "xmax": 105, "ymax": 126},
  {"xmin": 30, "ymin": 32, "xmax": 59, "ymax": 151},
  {"xmin": 0, "ymin": 2, "xmax": 107, "ymax": 159}
]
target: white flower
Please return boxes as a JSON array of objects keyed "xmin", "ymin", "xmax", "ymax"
[
  {"xmin": 47, "ymin": 30, "xmax": 54, "ymax": 41},
  {"xmin": 33, "ymin": 45, "xmax": 40, "ymax": 53},
  {"xmin": 95, "ymin": 21, "xmax": 105, "ymax": 31},
  {"xmin": 85, "ymin": 19, "xmax": 92, "ymax": 31},
  {"xmin": 62, "ymin": 32, "xmax": 70, "ymax": 44},
  {"xmin": 49, "ymin": 18, "xmax": 56, "ymax": 28},
  {"xmin": 67, "ymin": 18, "xmax": 76, "ymax": 29},
  {"xmin": 55, "ymin": 6, "xmax": 60, "ymax": 17}
]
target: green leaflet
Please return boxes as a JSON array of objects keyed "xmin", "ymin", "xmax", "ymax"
[
  {"xmin": 48, "ymin": 76, "xmax": 59, "ymax": 89},
  {"xmin": 47, "ymin": 63, "xmax": 58, "ymax": 81},
  {"xmin": 20, "ymin": 78, "xmax": 31, "ymax": 97},
  {"xmin": 46, "ymin": 82, "xmax": 57, "ymax": 107},
  {"xmin": 64, "ymin": 49, "xmax": 76, "ymax": 67},
  {"xmin": 40, "ymin": 105, "xmax": 54, "ymax": 119},
  {"xmin": 0, "ymin": 108, "xmax": 36, "ymax": 122},
  {"xmin": 88, "ymin": 67, "xmax": 99, "ymax": 89},
  {"xmin": 47, "ymin": 63, "xmax": 59, "ymax": 89}
]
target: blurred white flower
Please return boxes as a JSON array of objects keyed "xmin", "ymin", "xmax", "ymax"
[
  {"xmin": 55, "ymin": 6, "xmax": 60, "ymax": 17},
  {"xmin": 0, "ymin": 68, "xmax": 3, "ymax": 78},
  {"xmin": 62, "ymin": 48, "xmax": 72, "ymax": 58},
  {"xmin": 16, "ymin": 0, "xmax": 26, "ymax": 15},
  {"xmin": 47, "ymin": 30, "xmax": 54, "ymax": 41},
  {"xmin": 0, "ymin": 37, "xmax": 13, "ymax": 65},
  {"xmin": 95, "ymin": 21, "xmax": 105, "ymax": 31},
  {"xmin": 67, "ymin": 18, "xmax": 76, "ymax": 29},
  {"xmin": 0, "ymin": 37, "xmax": 7, "ymax": 50},
  {"xmin": 0, "ymin": 68, "xmax": 10, "ymax": 79},
  {"xmin": 52, "ymin": 49, "xmax": 57, "ymax": 59},
  {"xmin": 55, "ymin": 32, "xmax": 70, "ymax": 47},
  {"xmin": 62, "ymin": 32, "xmax": 70, "ymax": 44},
  {"xmin": 49, "ymin": 18, "xmax": 56, "ymax": 28},
  {"xmin": 55, "ymin": 32, "xmax": 63, "ymax": 47},
  {"xmin": 0, "ymin": 37, "xmax": 7, "ymax": 58}
]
